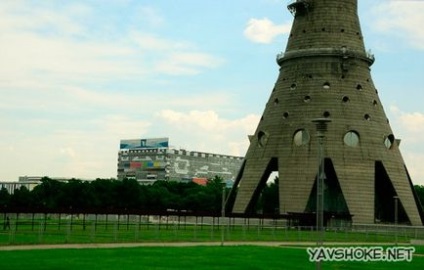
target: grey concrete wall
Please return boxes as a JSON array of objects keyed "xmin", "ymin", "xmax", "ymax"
[{"xmin": 231, "ymin": 0, "xmax": 423, "ymax": 226}]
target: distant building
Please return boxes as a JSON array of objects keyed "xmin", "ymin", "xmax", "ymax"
[
  {"xmin": 18, "ymin": 176, "xmax": 96, "ymax": 183},
  {"xmin": 0, "ymin": 176, "xmax": 100, "ymax": 194},
  {"xmin": 117, "ymin": 137, "xmax": 244, "ymax": 185},
  {"xmin": 0, "ymin": 179, "xmax": 39, "ymax": 194}
]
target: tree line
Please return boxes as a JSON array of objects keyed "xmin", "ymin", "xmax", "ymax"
[
  {"xmin": 0, "ymin": 177, "xmax": 224, "ymax": 214},
  {"xmin": 0, "ymin": 176, "xmax": 278, "ymax": 215},
  {"xmin": 0, "ymin": 176, "xmax": 422, "ymax": 216}
]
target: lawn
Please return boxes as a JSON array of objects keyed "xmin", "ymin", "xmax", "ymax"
[
  {"xmin": 0, "ymin": 245, "xmax": 423, "ymax": 270},
  {"xmin": 2, "ymin": 215, "xmax": 423, "ymax": 269}
]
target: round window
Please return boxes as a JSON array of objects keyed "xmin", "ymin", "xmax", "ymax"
[
  {"xmin": 343, "ymin": 131, "xmax": 360, "ymax": 147},
  {"xmin": 304, "ymin": 96, "xmax": 311, "ymax": 103},
  {"xmin": 293, "ymin": 129, "xmax": 310, "ymax": 146},
  {"xmin": 342, "ymin": 96, "xmax": 350, "ymax": 103},
  {"xmin": 364, "ymin": 114, "xmax": 371, "ymax": 121}
]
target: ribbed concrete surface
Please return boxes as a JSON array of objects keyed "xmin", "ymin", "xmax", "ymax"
[{"xmin": 231, "ymin": 0, "xmax": 423, "ymax": 226}]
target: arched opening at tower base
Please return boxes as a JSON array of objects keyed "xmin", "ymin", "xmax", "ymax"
[
  {"xmin": 305, "ymin": 159, "xmax": 350, "ymax": 214},
  {"xmin": 226, "ymin": 158, "xmax": 279, "ymax": 216},
  {"xmin": 245, "ymin": 157, "xmax": 279, "ymax": 214},
  {"xmin": 404, "ymin": 167, "xmax": 424, "ymax": 224},
  {"xmin": 304, "ymin": 158, "xmax": 352, "ymax": 227},
  {"xmin": 254, "ymin": 174, "xmax": 279, "ymax": 215},
  {"xmin": 375, "ymin": 161, "xmax": 410, "ymax": 224}
]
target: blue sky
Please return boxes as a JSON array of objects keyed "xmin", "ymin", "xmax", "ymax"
[{"xmin": 1, "ymin": 0, "xmax": 424, "ymax": 185}]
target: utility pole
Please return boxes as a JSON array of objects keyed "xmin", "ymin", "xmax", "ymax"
[
  {"xmin": 394, "ymin": 195, "xmax": 399, "ymax": 245},
  {"xmin": 221, "ymin": 184, "xmax": 226, "ymax": 246},
  {"xmin": 312, "ymin": 118, "xmax": 331, "ymax": 270}
]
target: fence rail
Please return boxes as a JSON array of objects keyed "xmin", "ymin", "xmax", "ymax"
[{"xmin": 1, "ymin": 213, "xmax": 424, "ymax": 245}]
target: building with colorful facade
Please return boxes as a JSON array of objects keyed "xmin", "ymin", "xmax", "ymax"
[{"xmin": 117, "ymin": 138, "xmax": 243, "ymax": 185}]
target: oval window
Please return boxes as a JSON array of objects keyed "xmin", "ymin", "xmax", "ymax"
[
  {"xmin": 384, "ymin": 134, "xmax": 395, "ymax": 149},
  {"xmin": 258, "ymin": 131, "xmax": 268, "ymax": 147}
]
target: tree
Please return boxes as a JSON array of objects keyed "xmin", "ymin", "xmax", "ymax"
[
  {"xmin": 0, "ymin": 187, "xmax": 10, "ymax": 209},
  {"xmin": 60, "ymin": 179, "xmax": 95, "ymax": 210},
  {"xmin": 115, "ymin": 178, "xmax": 142, "ymax": 210},
  {"xmin": 31, "ymin": 177, "xmax": 65, "ymax": 210},
  {"xmin": 10, "ymin": 186, "xmax": 32, "ymax": 208},
  {"xmin": 90, "ymin": 179, "xmax": 116, "ymax": 209},
  {"xmin": 148, "ymin": 181, "xmax": 173, "ymax": 211},
  {"xmin": 414, "ymin": 185, "xmax": 424, "ymax": 208},
  {"xmin": 205, "ymin": 176, "xmax": 226, "ymax": 214}
]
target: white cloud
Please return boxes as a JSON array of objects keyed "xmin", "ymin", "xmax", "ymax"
[
  {"xmin": 60, "ymin": 147, "xmax": 77, "ymax": 159},
  {"xmin": 244, "ymin": 18, "xmax": 291, "ymax": 44},
  {"xmin": 0, "ymin": 2, "xmax": 88, "ymax": 36},
  {"xmin": 0, "ymin": 32, "xmax": 142, "ymax": 83},
  {"xmin": 0, "ymin": 109, "xmax": 257, "ymax": 179},
  {"xmin": 0, "ymin": 1, "xmax": 232, "ymax": 180},
  {"xmin": 0, "ymin": 1, "xmax": 224, "ymax": 87},
  {"xmin": 371, "ymin": 1, "xmax": 424, "ymax": 50},
  {"xmin": 0, "ymin": 82, "xmax": 245, "ymax": 180},
  {"xmin": 397, "ymin": 112, "xmax": 424, "ymax": 135},
  {"xmin": 389, "ymin": 106, "xmax": 424, "ymax": 185},
  {"xmin": 97, "ymin": 115, "xmax": 152, "ymax": 139},
  {"xmin": 155, "ymin": 52, "xmax": 225, "ymax": 75},
  {"xmin": 130, "ymin": 32, "xmax": 225, "ymax": 75},
  {"xmin": 157, "ymin": 109, "xmax": 259, "ymax": 156},
  {"xmin": 390, "ymin": 106, "xmax": 424, "ymax": 142},
  {"xmin": 131, "ymin": 32, "xmax": 172, "ymax": 51},
  {"xmin": 0, "ymin": 114, "xmax": 153, "ymax": 179}
]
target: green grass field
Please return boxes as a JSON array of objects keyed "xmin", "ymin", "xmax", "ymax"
[
  {"xmin": 0, "ymin": 245, "xmax": 423, "ymax": 270},
  {"xmin": 2, "ymin": 216, "xmax": 424, "ymax": 269}
]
